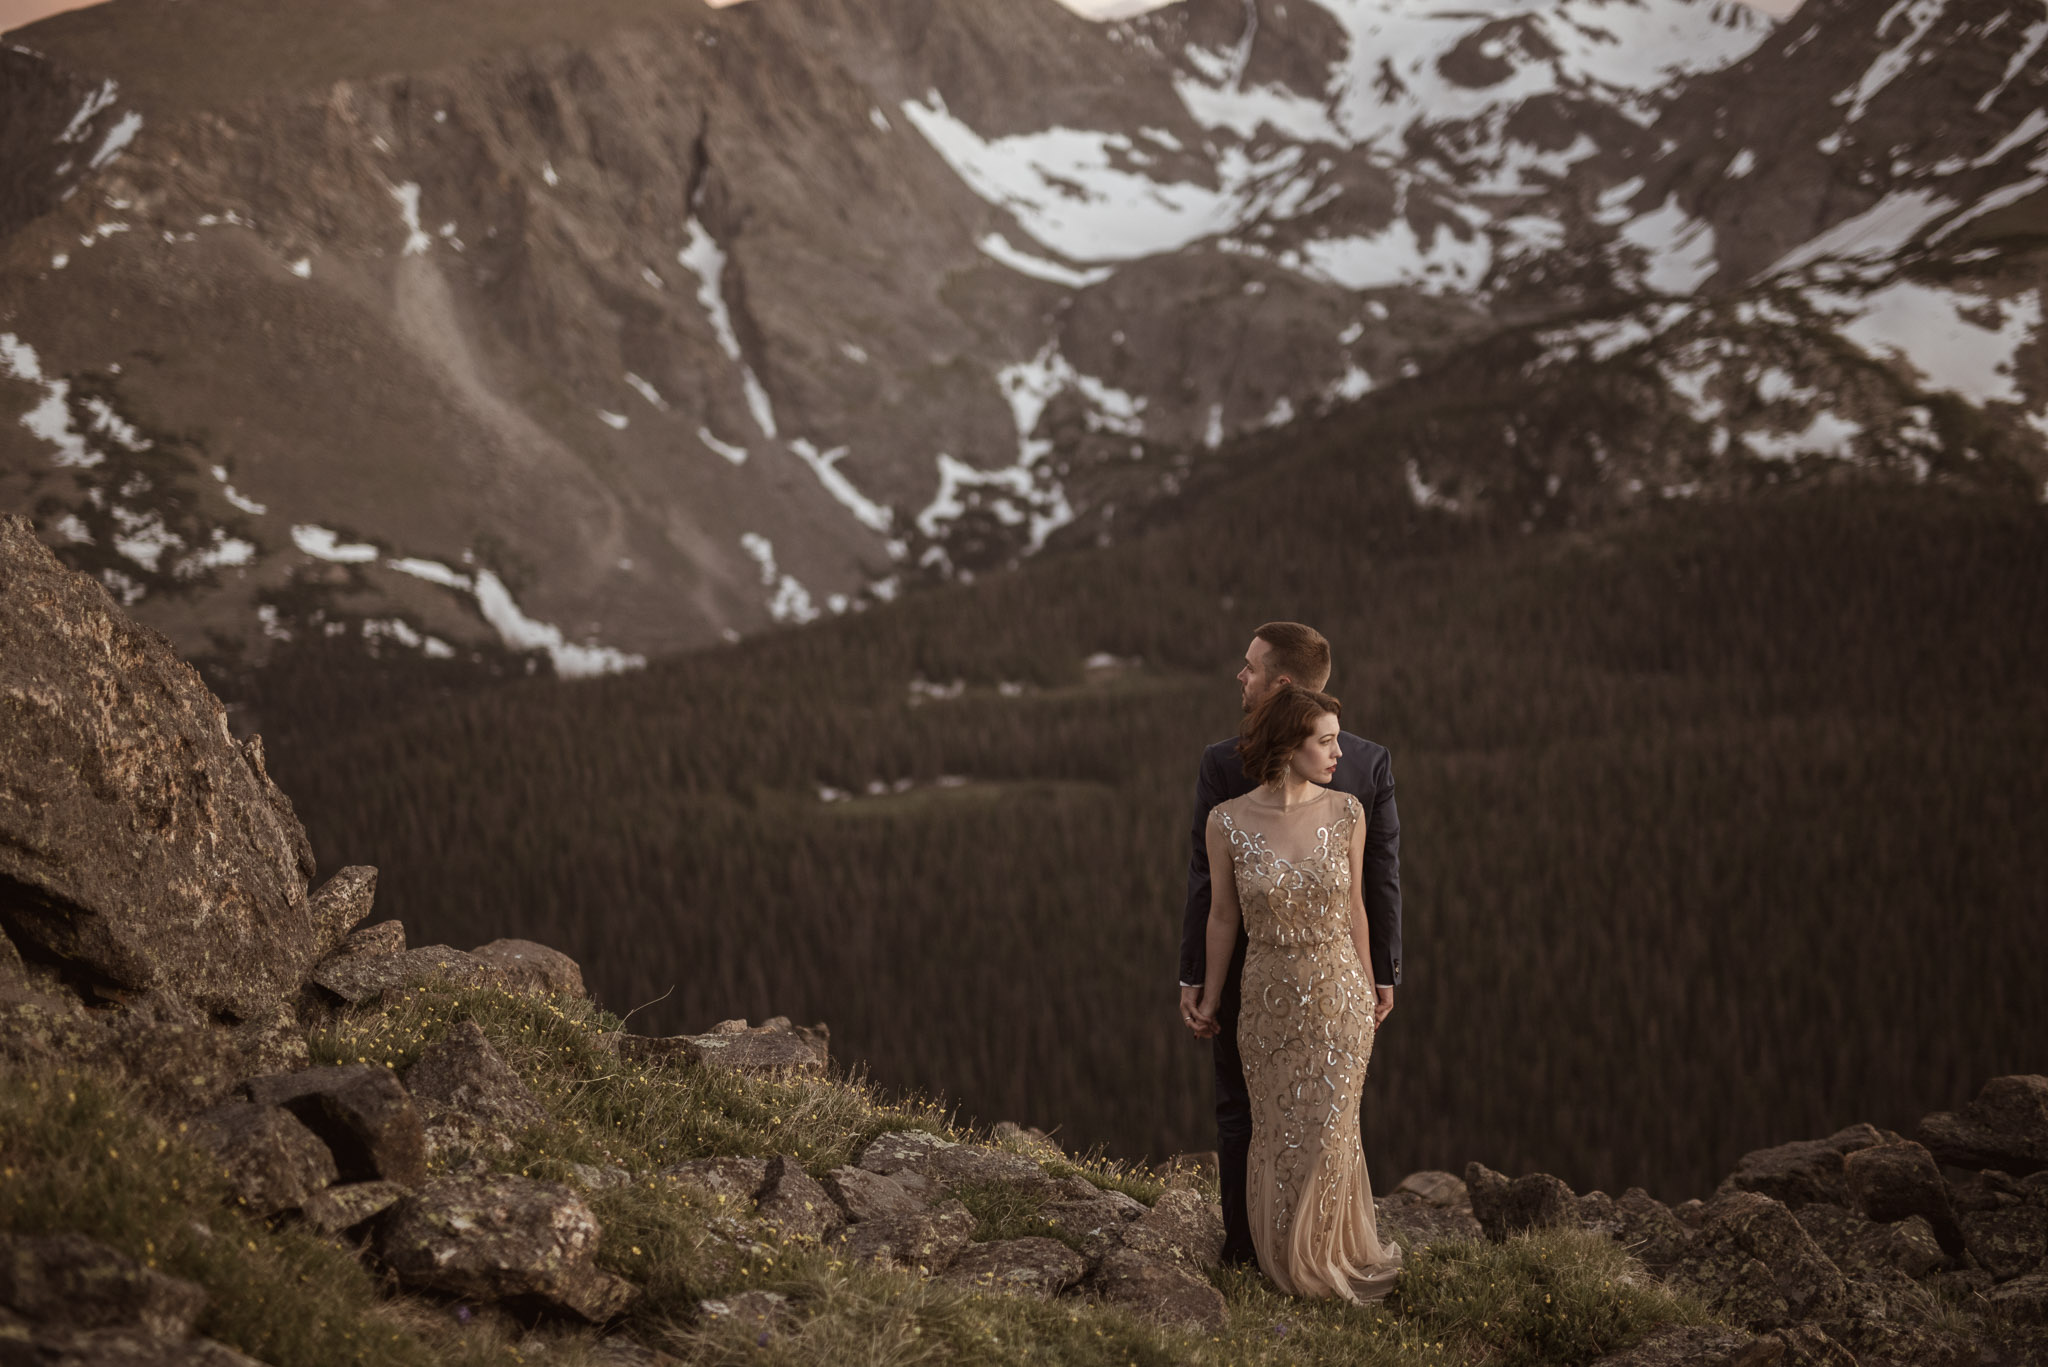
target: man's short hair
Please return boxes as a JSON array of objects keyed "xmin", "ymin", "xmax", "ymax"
[{"xmin": 1255, "ymin": 621, "xmax": 1333, "ymax": 691}]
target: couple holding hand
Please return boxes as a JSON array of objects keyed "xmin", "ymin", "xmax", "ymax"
[{"xmin": 1177, "ymin": 621, "xmax": 1405, "ymax": 1301}]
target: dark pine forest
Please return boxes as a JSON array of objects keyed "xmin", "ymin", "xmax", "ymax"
[{"xmin": 230, "ymin": 416, "xmax": 2048, "ymax": 1206}]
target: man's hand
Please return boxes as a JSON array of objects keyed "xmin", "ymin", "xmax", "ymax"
[
  {"xmin": 1180, "ymin": 984, "xmax": 1214, "ymax": 1037},
  {"xmin": 1374, "ymin": 984, "xmax": 1395, "ymax": 1028}
]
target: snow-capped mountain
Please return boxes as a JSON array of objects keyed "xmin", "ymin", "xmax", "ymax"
[{"xmin": 0, "ymin": 0, "xmax": 2040, "ymax": 672}]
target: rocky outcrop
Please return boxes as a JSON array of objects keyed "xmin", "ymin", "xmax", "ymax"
[
  {"xmin": 1917, "ymin": 1075, "xmax": 2048, "ymax": 1177},
  {"xmin": 0, "ymin": 515, "xmax": 318, "ymax": 1017}
]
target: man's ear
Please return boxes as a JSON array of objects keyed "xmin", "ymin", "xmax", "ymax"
[{"xmin": 1272, "ymin": 675, "xmax": 1293, "ymax": 690}]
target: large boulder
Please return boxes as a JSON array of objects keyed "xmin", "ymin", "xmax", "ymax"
[
  {"xmin": 1717, "ymin": 1124, "xmax": 1889, "ymax": 1210},
  {"xmin": 0, "ymin": 515, "xmax": 317, "ymax": 1017},
  {"xmin": 1665, "ymin": 1190, "xmax": 1850, "ymax": 1331},
  {"xmin": 1916, "ymin": 1076, "xmax": 2048, "ymax": 1177},
  {"xmin": 242, "ymin": 1065, "xmax": 427, "ymax": 1187},
  {"xmin": 374, "ymin": 1175, "xmax": 635, "ymax": 1322}
]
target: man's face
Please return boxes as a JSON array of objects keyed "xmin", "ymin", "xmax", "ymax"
[{"xmin": 1237, "ymin": 636, "xmax": 1287, "ymax": 713}]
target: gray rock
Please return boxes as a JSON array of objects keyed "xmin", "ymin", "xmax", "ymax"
[
  {"xmin": 1916, "ymin": 1076, "xmax": 2048, "ymax": 1177},
  {"xmin": 945, "ymin": 1237, "xmax": 1086, "ymax": 1298},
  {"xmin": 1039, "ymin": 1190, "xmax": 1149, "ymax": 1261},
  {"xmin": 1666, "ymin": 1190, "xmax": 1849, "ymax": 1331},
  {"xmin": 333, "ymin": 920, "xmax": 405, "ymax": 960},
  {"xmin": 308, "ymin": 867, "xmax": 378, "ymax": 959},
  {"xmin": 1988, "ymin": 1271, "xmax": 2048, "ymax": 1323},
  {"xmin": 658, "ymin": 1157, "xmax": 770, "ymax": 1212},
  {"xmin": 619, "ymin": 1017, "xmax": 829, "ymax": 1077},
  {"xmin": 0, "ymin": 1232, "xmax": 208, "ymax": 1337},
  {"xmin": 567, "ymin": 1164, "xmax": 632, "ymax": 1193},
  {"xmin": 472, "ymin": 939, "xmax": 585, "ymax": 998},
  {"xmin": 1960, "ymin": 1203, "xmax": 2048, "ymax": 1280},
  {"xmin": 0, "ymin": 516, "xmax": 318, "ymax": 1018},
  {"xmin": 1719, "ymin": 1124, "xmax": 1889, "ymax": 1210},
  {"xmin": 697, "ymin": 1289, "xmax": 791, "ymax": 1327},
  {"xmin": 831, "ymin": 1199, "xmax": 975, "ymax": 1272},
  {"xmin": 1584, "ymin": 1324, "xmax": 1776, "ymax": 1367},
  {"xmin": 311, "ymin": 945, "xmax": 487, "ymax": 1006},
  {"xmin": 1374, "ymin": 1191, "xmax": 1486, "ymax": 1247},
  {"xmin": 375, "ymin": 1175, "xmax": 635, "ymax": 1321},
  {"xmin": 403, "ymin": 1020, "xmax": 547, "ymax": 1156},
  {"xmin": 1843, "ymin": 1140, "xmax": 1965, "ymax": 1257},
  {"xmin": 1946, "ymin": 1167, "xmax": 2026, "ymax": 1212},
  {"xmin": 1795, "ymin": 1202, "xmax": 1951, "ymax": 1281},
  {"xmin": 301, "ymin": 1179, "xmax": 406, "ymax": 1236},
  {"xmin": 1609, "ymin": 1188, "xmax": 1693, "ymax": 1270},
  {"xmin": 1393, "ymin": 1170, "xmax": 1471, "ymax": 1209},
  {"xmin": 187, "ymin": 1101, "xmax": 338, "ymax": 1217},
  {"xmin": 1465, "ymin": 1162, "xmax": 1576, "ymax": 1241},
  {"xmin": 241, "ymin": 1064, "xmax": 427, "ymax": 1186},
  {"xmin": 1121, "ymin": 1188, "xmax": 1224, "ymax": 1269},
  {"xmin": 1089, "ymin": 1249, "xmax": 1228, "ymax": 1333},
  {"xmin": 856, "ymin": 1129, "xmax": 1058, "ymax": 1197},
  {"xmin": 755, "ymin": 1156, "xmax": 838, "ymax": 1242},
  {"xmin": 822, "ymin": 1166, "xmax": 927, "ymax": 1223}
]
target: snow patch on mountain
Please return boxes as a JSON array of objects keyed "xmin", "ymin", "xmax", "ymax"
[
  {"xmin": 739, "ymin": 531, "xmax": 821, "ymax": 625},
  {"xmin": 1818, "ymin": 280, "xmax": 2042, "ymax": 406},
  {"xmin": 386, "ymin": 553, "xmax": 646, "ymax": 674}
]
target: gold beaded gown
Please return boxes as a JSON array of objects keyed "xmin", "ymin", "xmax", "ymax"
[{"xmin": 1210, "ymin": 786, "xmax": 1403, "ymax": 1301}]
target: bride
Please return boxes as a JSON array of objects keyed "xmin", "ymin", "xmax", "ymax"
[{"xmin": 1190, "ymin": 683, "xmax": 1404, "ymax": 1300}]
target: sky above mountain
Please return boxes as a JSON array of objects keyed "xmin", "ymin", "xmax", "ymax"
[{"xmin": 0, "ymin": 0, "xmax": 1805, "ymax": 37}]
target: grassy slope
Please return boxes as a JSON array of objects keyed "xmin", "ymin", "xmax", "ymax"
[
  {"xmin": 246, "ymin": 408, "xmax": 2048, "ymax": 1205},
  {"xmin": 0, "ymin": 981, "xmax": 1710, "ymax": 1367}
]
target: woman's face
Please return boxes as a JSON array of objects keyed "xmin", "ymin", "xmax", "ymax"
[{"xmin": 1289, "ymin": 711, "xmax": 1342, "ymax": 785}]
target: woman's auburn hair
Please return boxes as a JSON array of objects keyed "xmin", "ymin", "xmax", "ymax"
[{"xmin": 1236, "ymin": 684, "xmax": 1343, "ymax": 787}]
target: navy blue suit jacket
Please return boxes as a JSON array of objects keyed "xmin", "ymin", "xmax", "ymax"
[{"xmin": 1179, "ymin": 731, "xmax": 1404, "ymax": 991}]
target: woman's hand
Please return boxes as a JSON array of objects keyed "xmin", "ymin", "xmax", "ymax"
[
  {"xmin": 1189, "ymin": 998, "xmax": 1222, "ymax": 1038},
  {"xmin": 1374, "ymin": 985, "xmax": 1395, "ymax": 1028}
]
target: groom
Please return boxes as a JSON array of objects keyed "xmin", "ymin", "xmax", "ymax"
[{"xmin": 1178, "ymin": 621, "xmax": 1403, "ymax": 1266}]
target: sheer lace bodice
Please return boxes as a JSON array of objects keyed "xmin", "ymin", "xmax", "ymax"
[{"xmin": 1209, "ymin": 785, "xmax": 1401, "ymax": 1302}]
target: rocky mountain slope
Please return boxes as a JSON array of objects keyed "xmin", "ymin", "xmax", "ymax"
[
  {"xmin": 5, "ymin": 510, "xmax": 2047, "ymax": 1366},
  {"xmin": 0, "ymin": 0, "xmax": 2042, "ymax": 673}
]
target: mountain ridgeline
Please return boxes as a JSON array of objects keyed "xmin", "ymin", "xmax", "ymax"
[{"xmin": 0, "ymin": 0, "xmax": 2043, "ymax": 669}]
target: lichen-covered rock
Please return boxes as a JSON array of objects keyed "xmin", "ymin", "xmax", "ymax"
[
  {"xmin": 471, "ymin": 939, "xmax": 584, "ymax": 998},
  {"xmin": 831, "ymin": 1199, "xmax": 975, "ymax": 1272},
  {"xmin": 0, "ymin": 515, "xmax": 317, "ymax": 1017},
  {"xmin": 658, "ymin": 1157, "xmax": 770, "ymax": 1211},
  {"xmin": 1039, "ymin": 1190, "xmax": 1149, "ymax": 1261},
  {"xmin": 1960, "ymin": 1203, "xmax": 2048, "ymax": 1280},
  {"xmin": 1121, "ymin": 1188, "xmax": 1224, "ymax": 1269},
  {"xmin": 307, "ymin": 867, "xmax": 377, "ymax": 959},
  {"xmin": 187, "ymin": 1101, "xmax": 338, "ymax": 1217},
  {"xmin": 1375, "ymin": 1191, "xmax": 1486, "ymax": 1248},
  {"xmin": 618, "ymin": 1017, "xmax": 829, "ymax": 1077},
  {"xmin": 1393, "ymin": 1170, "xmax": 1471, "ymax": 1209},
  {"xmin": 1832, "ymin": 1317, "xmax": 1978, "ymax": 1367},
  {"xmin": 1666, "ymin": 1190, "xmax": 1849, "ymax": 1331},
  {"xmin": 855, "ymin": 1129, "xmax": 1057, "ymax": 1197},
  {"xmin": 241, "ymin": 1064, "xmax": 427, "ymax": 1187},
  {"xmin": 0, "ymin": 1232, "xmax": 208, "ymax": 1338},
  {"xmin": 1584, "ymin": 1323, "xmax": 1774, "ymax": 1367},
  {"xmin": 310, "ymin": 945, "xmax": 487, "ymax": 1005},
  {"xmin": 1843, "ymin": 1140, "xmax": 1965, "ymax": 1256},
  {"xmin": 945, "ymin": 1237, "xmax": 1086, "ymax": 1298},
  {"xmin": 1988, "ymin": 1271, "xmax": 2048, "ymax": 1323},
  {"xmin": 822, "ymin": 1166, "xmax": 927, "ymax": 1224},
  {"xmin": 374, "ymin": 1175, "xmax": 635, "ymax": 1321},
  {"xmin": 1465, "ymin": 1162, "xmax": 1577, "ymax": 1241},
  {"xmin": 332, "ymin": 920, "xmax": 406, "ymax": 960},
  {"xmin": 403, "ymin": 1020, "xmax": 547, "ymax": 1157},
  {"xmin": 697, "ymin": 1289, "xmax": 791, "ymax": 1330},
  {"xmin": 1766, "ymin": 1322, "xmax": 1858, "ymax": 1366},
  {"xmin": 1089, "ymin": 1249, "xmax": 1228, "ymax": 1333},
  {"xmin": 1717, "ymin": 1124, "xmax": 1889, "ymax": 1210},
  {"xmin": 301, "ymin": 1180, "xmax": 406, "ymax": 1236},
  {"xmin": 755, "ymin": 1156, "xmax": 838, "ymax": 1242},
  {"xmin": 1796, "ymin": 1203, "xmax": 1952, "ymax": 1281},
  {"xmin": 1916, "ymin": 1076, "xmax": 2048, "ymax": 1177}
]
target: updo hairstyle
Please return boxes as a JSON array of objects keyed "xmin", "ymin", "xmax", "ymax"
[{"xmin": 1236, "ymin": 683, "xmax": 1343, "ymax": 787}]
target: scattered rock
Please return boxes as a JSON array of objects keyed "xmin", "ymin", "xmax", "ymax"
[
  {"xmin": 301, "ymin": 1180, "xmax": 406, "ymax": 1236},
  {"xmin": 1960, "ymin": 1203, "xmax": 2048, "ymax": 1280},
  {"xmin": 568, "ymin": 1164, "xmax": 633, "ymax": 1193},
  {"xmin": 658, "ymin": 1157, "xmax": 770, "ymax": 1211},
  {"xmin": 945, "ymin": 1237, "xmax": 1086, "ymax": 1298},
  {"xmin": 1666, "ymin": 1190, "xmax": 1849, "ymax": 1331},
  {"xmin": 0, "ymin": 517, "xmax": 318, "ymax": 1018},
  {"xmin": 697, "ymin": 1289, "xmax": 791, "ymax": 1328},
  {"xmin": 1916, "ymin": 1076, "xmax": 2048, "ymax": 1177},
  {"xmin": 375, "ymin": 1175, "xmax": 635, "ymax": 1322},
  {"xmin": 1719, "ymin": 1124, "xmax": 1888, "ymax": 1209},
  {"xmin": 310, "ymin": 945, "xmax": 487, "ymax": 1006},
  {"xmin": 1039, "ymin": 1189, "xmax": 1149, "ymax": 1261},
  {"xmin": 242, "ymin": 1064, "xmax": 427, "ymax": 1187},
  {"xmin": 1465, "ymin": 1162, "xmax": 1577, "ymax": 1241},
  {"xmin": 1585, "ymin": 1323, "xmax": 1777, "ymax": 1366},
  {"xmin": 1842, "ymin": 1140, "xmax": 1965, "ymax": 1257},
  {"xmin": 308, "ymin": 867, "xmax": 378, "ymax": 959},
  {"xmin": 831, "ymin": 1199, "xmax": 975, "ymax": 1272},
  {"xmin": 1121, "ymin": 1188, "xmax": 1224, "ymax": 1269},
  {"xmin": 1796, "ymin": 1203, "xmax": 1952, "ymax": 1280},
  {"xmin": 619, "ymin": 1017, "xmax": 829, "ymax": 1077},
  {"xmin": 333, "ymin": 920, "xmax": 406, "ymax": 960},
  {"xmin": 1374, "ymin": 1190, "xmax": 1486, "ymax": 1247},
  {"xmin": 755, "ymin": 1156, "xmax": 839, "ymax": 1242},
  {"xmin": 0, "ymin": 1231, "xmax": 208, "ymax": 1337},
  {"xmin": 821, "ymin": 1166, "xmax": 927, "ymax": 1223},
  {"xmin": 856, "ymin": 1129, "xmax": 1058, "ymax": 1197},
  {"xmin": 1089, "ymin": 1249, "xmax": 1228, "ymax": 1333},
  {"xmin": 403, "ymin": 1020, "xmax": 547, "ymax": 1156},
  {"xmin": 1394, "ymin": 1170, "xmax": 1471, "ymax": 1208},
  {"xmin": 472, "ymin": 939, "xmax": 584, "ymax": 998},
  {"xmin": 187, "ymin": 1101, "xmax": 338, "ymax": 1217}
]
